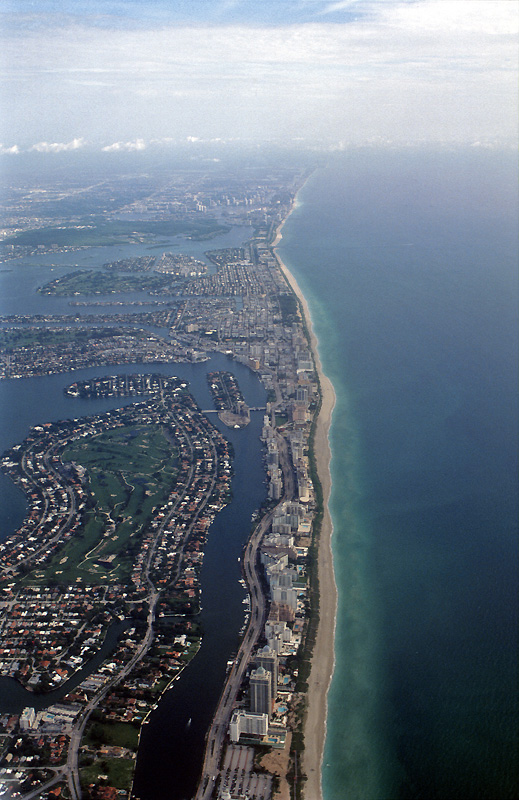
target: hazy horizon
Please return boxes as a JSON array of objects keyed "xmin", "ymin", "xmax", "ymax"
[{"xmin": 1, "ymin": 0, "xmax": 517, "ymax": 158}]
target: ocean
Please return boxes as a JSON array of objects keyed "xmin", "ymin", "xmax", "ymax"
[
  {"xmin": 1, "ymin": 146, "xmax": 517, "ymax": 799},
  {"xmin": 277, "ymin": 147, "xmax": 518, "ymax": 800}
]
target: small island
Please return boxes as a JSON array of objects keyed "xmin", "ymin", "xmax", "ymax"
[{"xmin": 207, "ymin": 371, "xmax": 251, "ymax": 427}]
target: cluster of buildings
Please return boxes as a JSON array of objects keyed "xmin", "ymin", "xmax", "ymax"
[
  {"xmin": 0, "ymin": 169, "xmax": 296, "ymax": 266},
  {"xmin": 103, "ymin": 253, "xmax": 208, "ymax": 278},
  {"xmin": 0, "ymin": 376, "xmax": 232, "ymax": 682},
  {"xmin": 207, "ymin": 371, "xmax": 248, "ymax": 417},
  {"xmin": 0, "ymin": 166, "xmax": 321, "ymax": 798},
  {"xmin": 228, "ymin": 499, "xmax": 310, "ymax": 752},
  {"xmin": 0, "ymin": 422, "xmax": 88, "ymax": 577},
  {"xmin": 154, "ymin": 252, "xmax": 207, "ymax": 277},
  {"xmin": 0, "ymin": 328, "xmax": 187, "ymax": 380},
  {"xmin": 0, "ymin": 612, "xmax": 199, "ymax": 797},
  {"xmin": 105, "ymin": 177, "xmax": 292, "ymax": 229},
  {"xmin": 0, "ymin": 204, "xmax": 309, "ymax": 388},
  {"xmin": 0, "ymin": 584, "xmax": 113, "ymax": 688},
  {"xmin": 183, "ymin": 258, "xmax": 265, "ymax": 297}
]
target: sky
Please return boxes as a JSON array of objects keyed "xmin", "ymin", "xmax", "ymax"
[{"xmin": 0, "ymin": 0, "xmax": 518, "ymax": 154}]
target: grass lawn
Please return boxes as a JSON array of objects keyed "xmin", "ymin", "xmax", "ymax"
[
  {"xmin": 38, "ymin": 424, "xmax": 179, "ymax": 585},
  {"xmin": 85, "ymin": 720, "xmax": 140, "ymax": 750},
  {"xmin": 80, "ymin": 755, "xmax": 135, "ymax": 791}
]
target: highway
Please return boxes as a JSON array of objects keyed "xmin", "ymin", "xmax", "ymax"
[
  {"xmin": 195, "ymin": 424, "xmax": 296, "ymax": 799},
  {"xmin": 194, "ymin": 510, "xmax": 271, "ymax": 800}
]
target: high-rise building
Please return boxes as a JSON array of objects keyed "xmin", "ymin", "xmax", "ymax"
[
  {"xmin": 229, "ymin": 710, "xmax": 269, "ymax": 743},
  {"xmin": 266, "ymin": 442, "xmax": 279, "ymax": 468},
  {"xmin": 249, "ymin": 666, "xmax": 272, "ymax": 716},
  {"xmin": 19, "ymin": 707, "xmax": 36, "ymax": 731},
  {"xmin": 256, "ymin": 646, "xmax": 278, "ymax": 699},
  {"xmin": 272, "ymin": 584, "xmax": 298, "ymax": 611},
  {"xmin": 296, "ymin": 386, "xmax": 309, "ymax": 404}
]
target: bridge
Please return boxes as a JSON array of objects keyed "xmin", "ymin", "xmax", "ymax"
[{"xmin": 201, "ymin": 406, "xmax": 266, "ymax": 414}]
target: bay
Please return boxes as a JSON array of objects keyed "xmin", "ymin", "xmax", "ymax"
[
  {"xmin": 0, "ymin": 224, "xmax": 252, "ymax": 317},
  {"xmin": 278, "ymin": 147, "xmax": 518, "ymax": 800}
]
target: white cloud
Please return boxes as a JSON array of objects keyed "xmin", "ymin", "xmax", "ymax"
[
  {"xmin": 0, "ymin": 143, "xmax": 20, "ymax": 155},
  {"xmin": 150, "ymin": 137, "xmax": 176, "ymax": 144},
  {"xmin": 29, "ymin": 138, "xmax": 85, "ymax": 153},
  {"xmin": 318, "ymin": 0, "xmax": 368, "ymax": 15},
  {"xmin": 2, "ymin": 1, "xmax": 517, "ymax": 146},
  {"xmin": 384, "ymin": 0, "xmax": 518, "ymax": 36},
  {"xmin": 321, "ymin": 0, "xmax": 518, "ymax": 33},
  {"xmin": 102, "ymin": 138, "xmax": 147, "ymax": 151}
]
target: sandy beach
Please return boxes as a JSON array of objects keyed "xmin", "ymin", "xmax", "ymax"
[{"xmin": 273, "ymin": 221, "xmax": 337, "ymax": 800}]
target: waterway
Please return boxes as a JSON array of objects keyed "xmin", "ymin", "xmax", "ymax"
[
  {"xmin": 0, "ymin": 223, "xmax": 267, "ymax": 799},
  {"xmin": 0, "ymin": 619, "xmax": 129, "ymax": 714},
  {"xmin": 0, "ymin": 224, "xmax": 252, "ymax": 317}
]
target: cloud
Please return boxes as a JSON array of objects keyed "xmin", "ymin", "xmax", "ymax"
[
  {"xmin": 102, "ymin": 138, "xmax": 147, "ymax": 151},
  {"xmin": 0, "ymin": 143, "xmax": 20, "ymax": 155},
  {"xmin": 2, "ymin": 1, "xmax": 517, "ymax": 147},
  {"xmin": 29, "ymin": 137, "xmax": 85, "ymax": 153},
  {"xmin": 150, "ymin": 137, "xmax": 176, "ymax": 144},
  {"xmin": 385, "ymin": 0, "xmax": 518, "ymax": 36},
  {"xmin": 318, "ymin": 0, "xmax": 367, "ymax": 15}
]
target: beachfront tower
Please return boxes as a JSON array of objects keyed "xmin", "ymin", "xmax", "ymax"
[
  {"xmin": 256, "ymin": 645, "xmax": 278, "ymax": 699},
  {"xmin": 249, "ymin": 666, "xmax": 272, "ymax": 716}
]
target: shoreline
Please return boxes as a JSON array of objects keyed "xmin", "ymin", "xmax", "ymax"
[{"xmin": 273, "ymin": 204, "xmax": 337, "ymax": 800}]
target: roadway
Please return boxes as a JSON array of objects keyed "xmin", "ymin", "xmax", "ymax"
[
  {"xmin": 194, "ymin": 509, "xmax": 271, "ymax": 800},
  {"xmin": 19, "ymin": 402, "xmax": 222, "ymax": 800},
  {"xmin": 195, "ymin": 423, "xmax": 296, "ymax": 799}
]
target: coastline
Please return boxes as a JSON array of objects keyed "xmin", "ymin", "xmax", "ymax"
[{"xmin": 273, "ymin": 209, "xmax": 337, "ymax": 800}]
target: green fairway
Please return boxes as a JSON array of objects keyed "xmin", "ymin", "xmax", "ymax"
[
  {"xmin": 80, "ymin": 752, "xmax": 135, "ymax": 792},
  {"xmin": 3, "ymin": 218, "xmax": 229, "ymax": 248},
  {"xmin": 84, "ymin": 720, "xmax": 139, "ymax": 750},
  {"xmin": 38, "ymin": 269, "xmax": 179, "ymax": 296},
  {"xmin": 43, "ymin": 424, "xmax": 179, "ymax": 585}
]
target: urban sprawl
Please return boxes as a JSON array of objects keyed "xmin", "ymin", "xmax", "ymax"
[{"xmin": 0, "ymin": 166, "xmax": 321, "ymax": 800}]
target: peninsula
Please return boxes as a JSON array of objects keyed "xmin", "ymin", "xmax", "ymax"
[{"xmin": 0, "ymin": 163, "xmax": 335, "ymax": 800}]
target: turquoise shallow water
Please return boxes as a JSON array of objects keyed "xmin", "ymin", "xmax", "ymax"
[{"xmin": 278, "ymin": 148, "xmax": 518, "ymax": 800}]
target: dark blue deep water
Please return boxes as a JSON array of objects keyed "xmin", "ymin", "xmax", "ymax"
[
  {"xmin": 0, "ymin": 149, "xmax": 516, "ymax": 799},
  {"xmin": 278, "ymin": 148, "xmax": 518, "ymax": 800}
]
